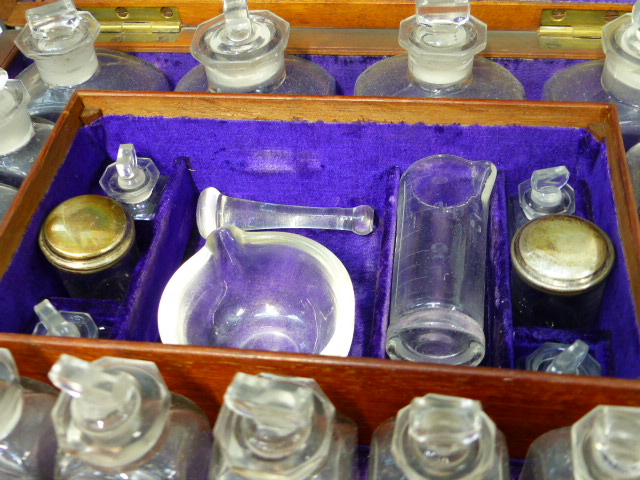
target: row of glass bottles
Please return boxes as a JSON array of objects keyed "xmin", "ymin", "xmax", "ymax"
[
  {"xmin": 2, "ymin": 346, "xmax": 636, "ymax": 479},
  {"xmin": 11, "ymin": 0, "xmax": 640, "ymax": 130},
  {"xmin": 4, "ymin": 0, "xmax": 640, "ymax": 220}
]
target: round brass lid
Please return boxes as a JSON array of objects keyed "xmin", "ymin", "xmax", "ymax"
[
  {"xmin": 39, "ymin": 195, "xmax": 135, "ymax": 273},
  {"xmin": 511, "ymin": 215, "xmax": 615, "ymax": 295}
]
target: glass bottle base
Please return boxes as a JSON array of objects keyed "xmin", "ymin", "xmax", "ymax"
[
  {"xmin": 543, "ymin": 59, "xmax": 640, "ymax": 149},
  {"xmin": 17, "ymin": 50, "xmax": 170, "ymax": 122},
  {"xmin": 355, "ymin": 55, "xmax": 525, "ymax": 100},
  {"xmin": 386, "ymin": 308, "xmax": 485, "ymax": 366},
  {"xmin": 175, "ymin": 56, "xmax": 336, "ymax": 95}
]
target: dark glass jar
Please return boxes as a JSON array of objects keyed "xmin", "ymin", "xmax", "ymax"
[
  {"xmin": 39, "ymin": 195, "xmax": 138, "ymax": 301},
  {"xmin": 511, "ymin": 215, "xmax": 615, "ymax": 329}
]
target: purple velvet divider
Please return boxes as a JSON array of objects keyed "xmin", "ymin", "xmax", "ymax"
[
  {"xmin": 1, "ymin": 114, "xmax": 638, "ymax": 378},
  {"xmin": 483, "ymin": 172, "xmax": 515, "ymax": 369}
]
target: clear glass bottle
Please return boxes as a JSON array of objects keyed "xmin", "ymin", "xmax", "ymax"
[
  {"xmin": 369, "ymin": 393, "xmax": 509, "ymax": 480},
  {"xmin": 0, "ymin": 348, "xmax": 58, "ymax": 479},
  {"xmin": 14, "ymin": 0, "xmax": 170, "ymax": 122},
  {"xmin": 511, "ymin": 215, "xmax": 615, "ymax": 329},
  {"xmin": 39, "ymin": 195, "xmax": 139, "ymax": 300},
  {"xmin": 99, "ymin": 144, "xmax": 168, "ymax": 221},
  {"xmin": 0, "ymin": 68, "xmax": 54, "ymax": 188},
  {"xmin": 508, "ymin": 166, "xmax": 576, "ymax": 238},
  {"xmin": 386, "ymin": 155, "xmax": 496, "ymax": 366},
  {"xmin": 354, "ymin": 0, "xmax": 525, "ymax": 100},
  {"xmin": 208, "ymin": 372, "xmax": 356, "ymax": 480},
  {"xmin": 519, "ymin": 404, "xmax": 640, "ymax": 480},
  {"xmin": 175, "ymin": 0, "xmax": 336, "ymax": 94},
  {"xmin": 48, "ymin": 354, "xmax": 212, "ymax": 480},
  {"xmin": 543, "ymin": 3, "xmax": 640, "ymax": 149},
  {"xmin": 0, "ymin": 183, "xmax": 19, "ymax": 222}
]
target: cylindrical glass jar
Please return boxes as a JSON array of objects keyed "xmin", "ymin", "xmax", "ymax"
[
  {"xmin": 511, "ymin": 215, "xmax": 615, "ymax": 329},
  {"xmin": 39, "ymin": 195, "xmax": 139, "ymax": 300}
]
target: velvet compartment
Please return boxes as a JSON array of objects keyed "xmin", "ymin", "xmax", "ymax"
[{"xmin": 0, "ymin": 113, "xmax": 637, "ymax": 380}]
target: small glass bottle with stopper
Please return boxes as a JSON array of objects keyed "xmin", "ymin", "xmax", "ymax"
[
  {"xmin": 0, "ymin": 348, "xmax": 58, "ymax": 479},
  {"xmin": 369, "ymin": 393, "xmax": 509, "ymax": 480},
  {"xmin": 519, "ymin": 404, "xmax": 640, "ymax": 480},
  {"xmin": 14, "ymin": 0, "xmax": 170, "ymax": 121},
  {"xmin": 100, "ymin": 144, "xmax": 168, "ymax": 221},
  {"xmin": 48, "ymin": 354, "xmax": 212, "ymax": 480},
  {"xmin": 32, "ymin": 299, "xmax": 98, "ymax": 338},
  {"xmin": 355, "ymin": 0, "xmax": 525, "ymax": 100},
  {"xmin": 524, "ymin": 340, "xmax": 602, "ymax": 376},
  {"xmin": 0, "ymin": 68, "xmax": 54, "ymax": 189},
  {"xmin": 175, "ymin": 0, "xmax": 336, "ymax": 94},
  {"xmin": 209, "ymin": 372, "xmax": 356, "ymax": 480},
  {"xmin": 543, "ymin": 2, "xmax": 640, "ymax": 149},
  {"xmin": 509, "ymin": 166, "xmax": 576, "ymax": 238}
]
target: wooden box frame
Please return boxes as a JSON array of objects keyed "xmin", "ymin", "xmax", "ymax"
[{"xmin": 0, "ymin": 92, "xmax": 639, "ymax": 458}]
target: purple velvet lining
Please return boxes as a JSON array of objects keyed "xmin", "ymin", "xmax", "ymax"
[{"xmin": 2, "ymin": 114, "xmax": 638, "ymax": 379}]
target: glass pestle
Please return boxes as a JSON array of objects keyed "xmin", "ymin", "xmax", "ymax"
[
  {"xmin": 197, "ymin": 187, "xmax": 375, "ymax": 238},
  {"xmin": 32, "ymin": 299, "xmax": 98, "ymax": 338}
]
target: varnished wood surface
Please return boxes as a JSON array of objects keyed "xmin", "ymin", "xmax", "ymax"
[
  {"xmin": 0, "ymin": 93, "xmax": 637, "ymax": 460},
  {"xmin": 77, "ymin": 91, "xmax": 612, "ymax": 127},
  {"xmin": 5, "ymin": 0, "xmax": 633, "ymax": 31},
  {"xmin": 0, "ymin": 30, "xmax": 18, "ymax": 70},
  {"xmin": 93, "ymin": 29, "xmax": 609, "ymax": 59},
  {"xmin": 2, "ymin": 333, "xmax": 640, "ymax": 458}
]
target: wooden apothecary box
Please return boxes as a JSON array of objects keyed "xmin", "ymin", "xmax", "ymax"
[
  {"xmin": 0, "ymin": 92, "xmax": 639, "ymax": 470},
  {"xmin": 2, "ymin": 0, "xmax": 640, "ymax": 470}
]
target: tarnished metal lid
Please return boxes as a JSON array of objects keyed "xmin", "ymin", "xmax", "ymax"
[
  {"xmin": 39, "ymin": 195, "xmax": 135, "ymax": 274},
  {"xmin": 511, "ymin": 215, "xmax": 615, "ymax": 295}
]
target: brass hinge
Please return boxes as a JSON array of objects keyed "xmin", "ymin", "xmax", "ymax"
[
  {"xmin": 81, "ymin": 7, "xmax": 181, "ymax": 43},
  {"xmin": 538, "ymin": 9, "xmax": 624, "ymax": 50}
]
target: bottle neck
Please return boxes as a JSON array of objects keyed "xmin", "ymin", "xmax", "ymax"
[
  {"xmin": 407, "ymin": 50, "xmax": 474, "ymax": 89},
  {"xmin": 35, "ymin": 44, "xmax": 99, "ymax": 87},
  {"xmin": 203, "ymin": 50, "xmax": 286, "ymax": 93}
]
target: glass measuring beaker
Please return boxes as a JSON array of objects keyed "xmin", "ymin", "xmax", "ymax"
[{"xmin": 387, "ymin": 155, "xmax": 496, "ymax": 366}]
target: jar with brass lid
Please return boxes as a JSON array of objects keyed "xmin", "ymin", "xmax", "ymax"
[
  {"xmin": 39, "ymin": 195, "xmax": 139, "ymax": 300},
  {"xmin": 511, "ymin": 215, "xmax": 615, "ymax": 329}
]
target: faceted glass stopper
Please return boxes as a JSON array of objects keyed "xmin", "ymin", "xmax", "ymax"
[
  {"xmin": 26, "ymin": 0, "xmax": 83, "ymax": 42},
  {"xmin": 572, "ymin": 405, "xmax": 640, "ymax": 479},
  {"xmin": 417, "ymin": 0, "xmax": 470, "ymax": 29},
  {"xmin": 213, "ymin": 373, "xmax": 335, "ymax": 478},
  {"xmin": 0, "ymin": 349, "xmax": 24, "ymax": 441},
  {"xmin": 393, "ymin": 394, "xmax": 491, "ymax": 478},
  {"xmin": 100, "ymin": 144, "xmax": 160, "ymax": 204},
  {"xmin": 32, "ymin": 299, "xmax": 98, "ymax": 338},
  {"xmin": 525, "ymin": 340, "xmax": 602, "ymax": 376},
  {"xmin": 518, "ymin": 165, "xmax": 575, "ymax": 220}
]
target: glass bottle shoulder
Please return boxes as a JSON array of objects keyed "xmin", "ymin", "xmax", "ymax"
[
  {"xmin": 355, "ymin": 55, "xmax": 525, "ymax": 100},
  {"xmin": 56, "ymin": 392, "xmax": 212, "ymax": 480},
  {"xmin": 17, "ymin": 49, "xmax": 170, "ymax": 120}
]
